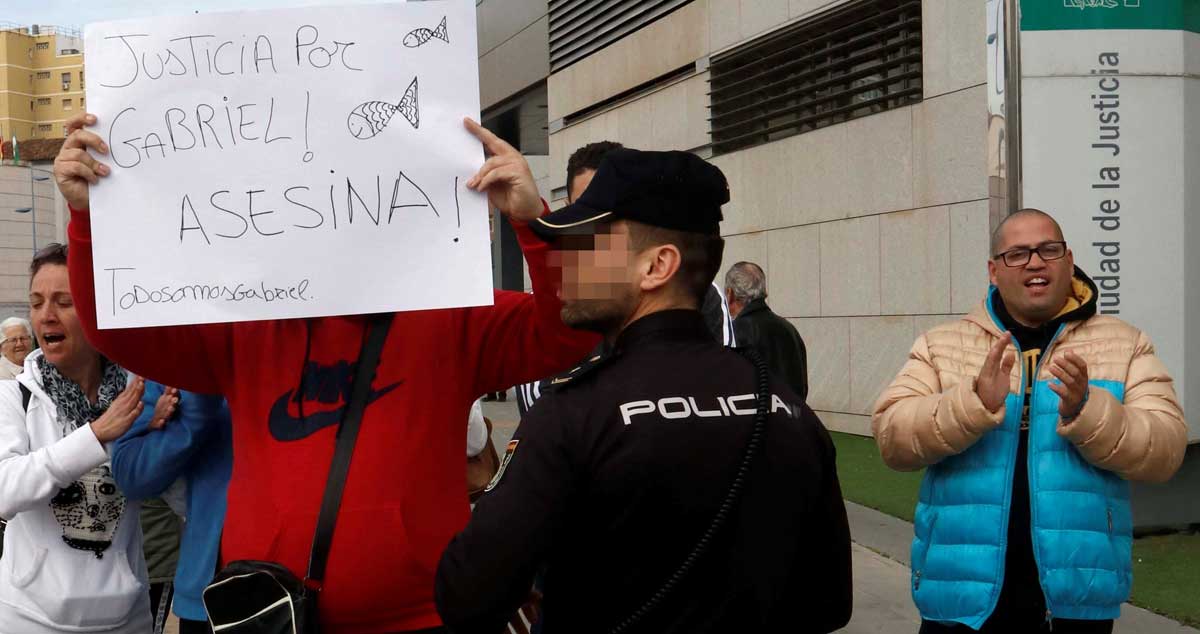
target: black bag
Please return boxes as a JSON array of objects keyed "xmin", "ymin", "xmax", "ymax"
[{"xmin": 202, "ymin": 314, "xmax": 393, "ymax": 634}]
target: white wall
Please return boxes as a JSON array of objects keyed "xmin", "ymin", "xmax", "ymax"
[
  {"xmin": 547, "ymin": 0, "xmax": 991, "ymax": 435},
  {"xmin": 0, "ymin": 163, "xmax": 63, "ymax": 318}
]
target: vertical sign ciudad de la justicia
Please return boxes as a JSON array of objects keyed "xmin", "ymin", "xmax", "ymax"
[{"xmin": 1019, "ymin": 0, "xmax": 1200, "ymax": 440}]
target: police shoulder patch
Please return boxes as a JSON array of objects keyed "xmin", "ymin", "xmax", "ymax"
[
  {"xmin": 550, "ymin": 353, "xmax": 611, "ymax": 392},
  {"xmin": 484, "ymin": 439, "xmax": 519, "ymax": 492}
]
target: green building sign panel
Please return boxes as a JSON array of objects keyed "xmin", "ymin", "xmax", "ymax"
[{"xmin": 1021, "ymin": 0, "xmax": 1199, "ymax": 32}]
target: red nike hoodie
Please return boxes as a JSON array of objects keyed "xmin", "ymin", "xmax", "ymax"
[{"xmin": 68, "ymin": 203, "xmax": 598, "ymax": 633}]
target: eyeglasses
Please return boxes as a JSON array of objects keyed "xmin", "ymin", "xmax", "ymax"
[
  {"xmin": 2, "ymin": 336, "xmax": 31, "ymax": 346},
  {"xmin": 992, "ymin": 241, "xmax": 1067, "ymax": 268}
]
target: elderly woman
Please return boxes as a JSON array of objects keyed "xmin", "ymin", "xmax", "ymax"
[
  {"xmin": 0, "ymin": 316, "xmax": 34, "ymax": 379},
  {"xmin": 0, "ymin": 243, "xmax": 151, "ymax": 633}
]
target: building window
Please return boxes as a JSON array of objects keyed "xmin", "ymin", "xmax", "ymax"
[
  {"xmin": 548, "ymin": 0, "xmax": 694, "ymax": 72},
  {"xmin": 36, "ymin": 71, "xmax": 50, "ymax": 80},
  {"xmin": 62, "ymin": 72, "xmax": 72, "ymax": 90},
  {"xmin": 35, "ymin": 42, "xmax": 49, "ymax": 50},
  {"xmin": 37, "ymin": 124, "xmax": 53, "ymax": 134},
  {"xmin": 481, "ymin": 83, "xmax": 550, "ymax": 156},
  {"xmin": 80, "ymin": 69, "xmax": 85, "ymax": 88},
  {"xmin": 63, "ymin": 98, "xmax": 73, "ymax": 110},
  {"xmin": 708, "ymin": 0, "xmax": 922, "ymax": 155},
  {"xmin": 37, "ymin": 97, "xmax": 51, "ymax": 106}
]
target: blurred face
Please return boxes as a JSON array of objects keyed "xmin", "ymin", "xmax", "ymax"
[
  {"xmin": 29, "ymin": 264, "xmax": 97, "ymax": 372},
  {"xmin": 1, "ymin": 324, "xmax": 32, "ymax": 366},
  {"xmin": 549, "ymin": 222, "xmax": 639, "ymax": 333},
  {"xmin": 988, "ymin": 214, "xmax": 1074, "ymax": 327}
]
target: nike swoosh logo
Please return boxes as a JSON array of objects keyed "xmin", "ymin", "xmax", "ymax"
[{"xmin": 268, "ymin": 381, "xmax": 403, "ymax": 442}]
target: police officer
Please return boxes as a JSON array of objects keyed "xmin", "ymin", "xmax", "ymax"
[
  {"xmin": 435, "ymin": 149, "xmax": 852, "ymax": 634},
  {"xmin": 514, "ymin": 141, "xmax": 735, "ymax": 419}
]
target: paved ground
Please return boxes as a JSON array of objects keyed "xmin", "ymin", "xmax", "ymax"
[
  {"xmin": 482, "ymin": 395, "xmax": 520, "ymax": 446},
  {"xmin": 482, "ymin": 396, "xmax": 1198, "ymax": 634},
  {"xmin": 842, "ymin": 543, "xmax": 921, "ymax": 633},
  {"xmin": 845, "ymin": 502, "xmax": 1199, "ymax": 634}
]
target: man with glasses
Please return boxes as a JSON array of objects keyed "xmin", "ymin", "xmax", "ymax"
[
  {"xmin": 0, "ymin": 317, "xmax": 34, "ymax": 380},
  {"xmin": 872, "ymin": 208, "xmax": 1187, "ymax": 634}
]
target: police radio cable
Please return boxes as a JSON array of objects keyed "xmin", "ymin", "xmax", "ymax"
[{"xmin": 608, "ymin": 348, "xmax": 771, "ymax": 634}]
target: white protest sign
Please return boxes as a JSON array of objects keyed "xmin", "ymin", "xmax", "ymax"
[{"xmin": 84, "ymin": 0, "xmax": 491, "ymax": 328}]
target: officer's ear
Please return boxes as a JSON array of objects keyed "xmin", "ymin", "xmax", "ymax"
[{"xmin": 637, "ymin": 244, "xmax": 682, "ymax": 294}]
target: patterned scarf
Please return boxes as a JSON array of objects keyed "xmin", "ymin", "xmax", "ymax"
[
  {"xmin": 35, "ymin": 355, "xmax": 130, "ymax": 558},
  {"xmin": 36, "ymin": 355, "xmax": 127, "ymax": 436}
]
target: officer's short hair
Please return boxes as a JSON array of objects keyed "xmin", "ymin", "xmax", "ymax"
[
  {"xmin": 566, "ymin": 141, "xmax": 624, "ymax": 197},
  {"xmin": 626, "ymin": 221, "xmax": 725, "ymax": 307},
  {"xmin": 724, "ymin": 262, "xmax": 766, "ymax": 303}
]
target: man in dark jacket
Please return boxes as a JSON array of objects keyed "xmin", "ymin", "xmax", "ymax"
[
  {"xmin": 725, "ymin": 261, "xmax": 809, "ymax": 401},
  {"xmin": 436, "ymin": 149, "xmax": 851, "ymax": 634}
]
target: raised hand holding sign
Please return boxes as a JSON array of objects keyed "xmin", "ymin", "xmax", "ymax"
[{"xmin": 80, "ymin": 0, "xmax": 491, "ymax": 329}]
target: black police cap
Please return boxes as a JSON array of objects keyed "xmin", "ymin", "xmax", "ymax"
[{"xmin": 531, "ymin": 148, "xmax": 729, "ymax": 241}]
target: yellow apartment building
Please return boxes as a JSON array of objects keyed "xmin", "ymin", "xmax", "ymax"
[{"xmin": 0, "ymin": 23, "xmax": 84, "ymax": 143}]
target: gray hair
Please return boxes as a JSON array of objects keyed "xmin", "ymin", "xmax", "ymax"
[
  {"xmin": 724, "ymin": 261, "xmax": 767, "ymax": 303},
  {"xmin": 0, "ymin": 317, "xmax": 32, "ymax": 345}
]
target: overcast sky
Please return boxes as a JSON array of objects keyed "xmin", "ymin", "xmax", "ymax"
[{"xmin": 4, "ymin": 0, "xmax": 407, "ymax": 33}]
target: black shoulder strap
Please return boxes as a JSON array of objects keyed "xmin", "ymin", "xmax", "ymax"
[
  {"xmin": 305, "ymin": 312, "xmax": 394, "ymax": 588},
  {"xmin": 608, "ymin": 348, "xmax": 771, "ymax": 634},
  {"xmin": 19, "ymin": 384, "xmax": 31, "ymax": 413}
]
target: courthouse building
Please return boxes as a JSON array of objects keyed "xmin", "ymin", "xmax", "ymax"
[
  {"xmin": 0, "ymin": 3, "xmax": 1193, "ymax": 525},
  {"xmin": 481, "ymin": 0, "xmax": 1004, "ymax": 438},
  {"xmin": 476, "ymin": 0, "xmax": 1200, "ymax": 526}
]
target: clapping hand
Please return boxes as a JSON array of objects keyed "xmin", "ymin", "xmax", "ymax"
[
  {"xmin": 1048, "ymin": 351, "xmax": 1090, "ymax": 421},
  {"xmin": 976, "ymin": 333, "xmax": 1016, "ymax": 413}
]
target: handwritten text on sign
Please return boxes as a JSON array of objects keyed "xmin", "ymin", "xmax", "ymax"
[{"xmin": 85, "ymin": 0, "xmax": 490, "ymax": 328}]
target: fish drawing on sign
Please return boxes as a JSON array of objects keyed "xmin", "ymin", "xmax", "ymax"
[
  {"xmin": 347, "ymin": 77, "xmax": 419, "ymax": 140},
  {"xmin": 403, "ymin": 16, "xmax": 448, "ymax": 48}
]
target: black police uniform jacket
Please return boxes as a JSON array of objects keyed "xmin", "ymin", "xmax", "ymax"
[{"xmin": 435, "ymin": 310, "xmax": 852, "ymax": 634}]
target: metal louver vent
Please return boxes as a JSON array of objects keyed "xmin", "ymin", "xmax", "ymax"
[
  {"xmin": 549, "ymin": 0, "xmax": 694, "ymax": 73},
  {"xmin": 709, "ymin": 0, "xmax": 922, "ymax": 155}
]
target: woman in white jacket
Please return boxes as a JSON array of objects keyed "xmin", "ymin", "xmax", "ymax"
[{"xmin": 0, "ymin": 243, "xmax": 151, "ymax": 633}]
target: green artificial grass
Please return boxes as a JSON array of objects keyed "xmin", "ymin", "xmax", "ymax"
[
  {"xmin": 829, "ymin": 431, "xmax": 922, "ymax": 522},
  {"xmin": 828, "ymin": 431, "xmax": 1200, "ymax": 627},
  {"xmin": 1130, "ymin": 532, "xmax": 1200, "ymax": 627}
]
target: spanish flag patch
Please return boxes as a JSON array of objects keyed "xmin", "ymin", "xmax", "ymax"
[{"xmin": 484, "ymin": 439, "xmax": 519, "ymax": 492}]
